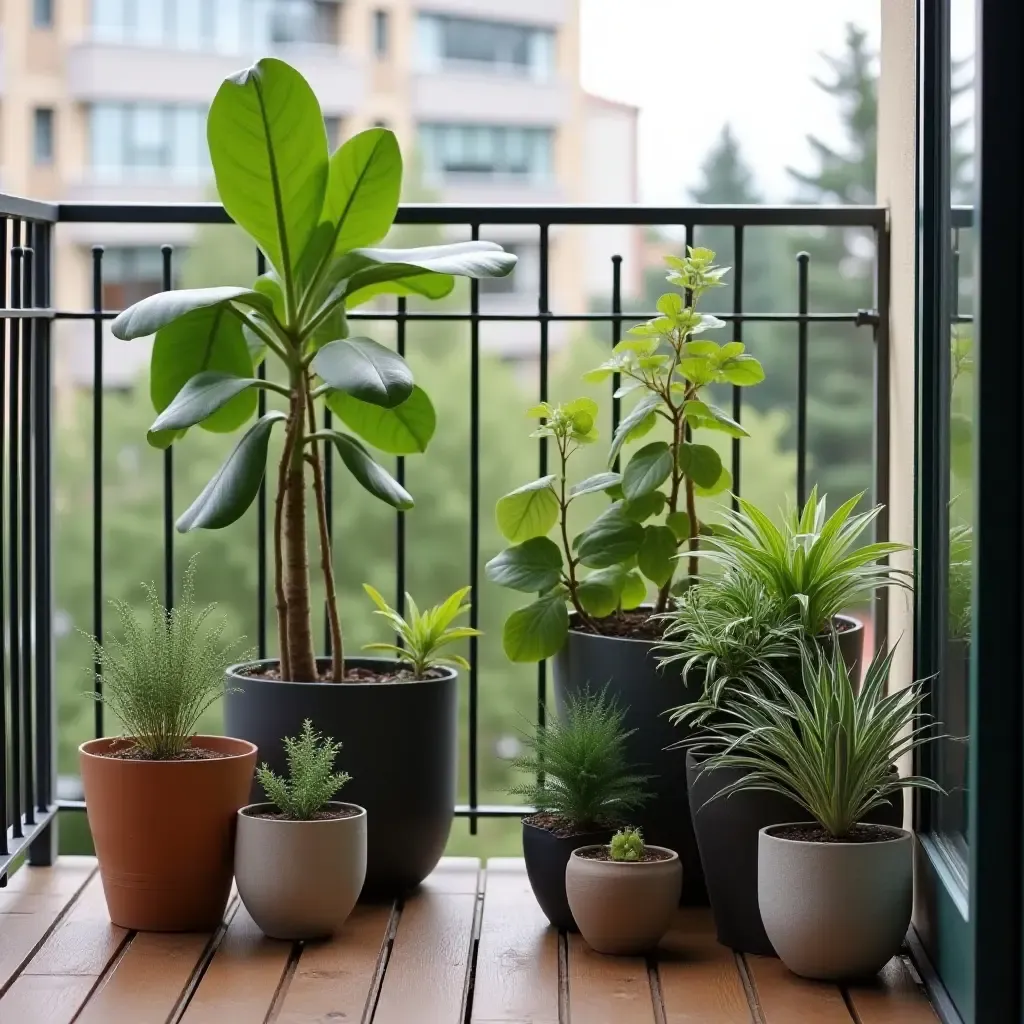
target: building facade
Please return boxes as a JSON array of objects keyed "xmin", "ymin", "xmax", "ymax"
[{"xmin": 0, "ymin": 0, "xmax": 639, "ymax": 380}]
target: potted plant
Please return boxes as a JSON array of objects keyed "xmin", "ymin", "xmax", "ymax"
[
  {"xmin": 509, "ymin": 690, "xmax": 649, "ymax": 931},
  {"xmin": 566, "ymin": 826, "xmax": 682, "ymax": 955},
  {"xmin": 110, "ymin": 57, "xmax": 513, "ymax": 897},
  {"xmin": 486, "ymin": 248, "xmax": 765, "ymax": 899},
  {"xmin": 697, "ymin": 642, "xmax": 941, "ymax": 979},
  {"xmin": 79, "ymin": 557, "xmax": 256, "ymax": 931},
  {"xmin": 235, "ymin": 720, "xmax": 365, "ymax": 939}
]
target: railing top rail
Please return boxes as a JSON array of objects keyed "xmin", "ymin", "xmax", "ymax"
[
  {"xmin": 0, "ymin": 193, "xmax": 59, "ymax": 223},
  {"xmin": 52, "ymin": 201, "xmax": 890, "ymax": 227}
]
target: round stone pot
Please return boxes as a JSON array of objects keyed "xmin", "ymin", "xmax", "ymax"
[
  {"xmin": 758, "ymin": 823, "xmax": 914, "ymax": 980},
  {"xmin": 552, "ymin": 622, "xmax": 705, "ymax": 904},
  {"xmin": 224, "ymin": 658, "xmax": 456, "ymax": 898},
  {"xmin": 80, "ymin": 735, "xmax": 257, "ymax": 932},
  {"xmin": 686, "ymin": 747, "xmax": 903, "ymax": 955},
  {"xmin": 566, "ymin": 846, "xmax": 682, "ymax": 955},
  {"xmin": 521, "ymin": 818, "xmax": 612, "ymax": 931},
  {"xmin": 235, "ymin": 802, "xmax": 367, "ymax": 940}
]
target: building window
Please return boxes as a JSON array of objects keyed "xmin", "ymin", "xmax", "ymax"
[
  {"xmin": 416, "ymin": 14, "xmax": 554, "ymax": 79},
  {"xmin": 374, "ymin": 9, "xmax": 389, "ymax": 57},
  {"xmin": 33, "ymin": 0, "xmax": 54, "ymax": 28},
  {"xmin": 418, "ymin": 124, "xmax": 554, "ymax": 182},
  {"xmin": 90, "ymin": 104, "xmax": 208, "ymax": 183},
  {"xmin": 101, "ymin": 248, "xmax": 170, "ymax": 310},
  {"xmin": 33, "ymin": 109, "xmax": 55, "ymax": 166},
  {"xmin": 324, "ymin": 116, "xmax": 342, "ymax": 149},
  {"xmin": 91, "ymin": 0, "xmax": 338, "ymax": 54}
]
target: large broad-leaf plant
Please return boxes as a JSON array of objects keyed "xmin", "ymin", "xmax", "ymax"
[{"xmin": 111, "ymin": 59, "xmax": 516, "ymax": 683}]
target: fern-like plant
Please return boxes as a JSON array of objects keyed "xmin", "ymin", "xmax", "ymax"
[
  {"xmin": 255, "ymin": 719, "xmax": 351, "ymax": 819},
  {"xmin": 609, "ymin": 826, "xmax": 645, "ymax": 861},
  {"xmin": 85, "ymin": 555, "xmax": 250, "ymax": 759},
  {"xmin": 509, "ymin": 691, "xmax": 650, "ymax": 830},
  {"xmin": 361, "ymin": 585, "xmax": 481, "ymax": 678},
  {"xmin": 690, "ymin": 641, "xmax": 943, "ymax": 838}
]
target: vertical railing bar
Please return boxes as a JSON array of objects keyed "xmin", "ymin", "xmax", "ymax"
[
  {"xmin": 8, "ymin": 234, "xmax": 22, "ymax": 839},
  {"xmin": 20, "ymin": 237, "xmax": 35, "ymax": 827},
  {"xmin": 536, "ymin": 223, "xmax": 550, "ymax": 735},
  {"xmin": 731, "ymin": 225, "xmax": 744, "ymax": 508},
  {"xmin": 468, "ymin": 224, "xmax": 480, "ymax": 835},
  {"xmin": 91, "ymin": 245, "xmax": 104, "ymax": 739},
  {"xmin": 796, "ymin": 251, "xmax": 810, "ymax": 507},
  {"xmin": 872, "ymin": 225, "xmax": 892, "ymax": 652},
  {"xmin": 256, "ymin": 249, "xmax": 268, "ymax": 659},
  {"xmin": 0, "ymin": 215, "xmax": 9, "ymax": 850},
  {"xmin": 395, "ymin": 298, "xmax": 407, "ymax": 624},
  {"xmin": 161, "ymin": 245, "xmax": 174, "ymax": 609},
  {"xmin": 610, "ymin": 254, "xmax": 622, "ymax": 471}
]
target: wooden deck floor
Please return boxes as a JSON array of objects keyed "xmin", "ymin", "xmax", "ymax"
[{"xmin": 0, "ymin": 855, "xmax": 936, "ymax": 1024}]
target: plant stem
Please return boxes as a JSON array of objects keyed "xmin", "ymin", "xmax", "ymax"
[
  {"xmin": 306, "ymin": 387, "xmax": 344, "ymax": 682},
  {"xmin": 557, "ymin": 439, "xmax": 598, "ymax": 632},
  {"xmin": 274, "ymin": 393, "xmax": 299, "ymax": 680},
  {"xmin": 282, "ymin": 371, "xmax": 317, "ymax": 682}
]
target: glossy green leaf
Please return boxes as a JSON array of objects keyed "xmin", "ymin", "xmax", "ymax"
[
  {"xmin": 576, "ymin": 504, "xmax": 645, "ymax": 568},
  {"xmin": 485, "ymin": 537, "xmax": 564, "ymax": 593},
  {"xmin": 577, "ymin": 566, "xmax": 626, "ymax": 617},
  {"xmin": 149, "ymin": 305, "xmax": 256, "ymax": 444},
  {"xmin": 656, "ymin": 292, "xmax": 685, "ymax": 319},
  {"xmin": 638, "ymin": 525, "xmax": 678, "ymax": 586},
  {"xmin": 719, "ymin": 353, "xmax": 765, "ymax": 385},
  {"xmin": 666, "ymin": 510, "xmax": 691, "ymax": 541},
  {"xmin": 149, "ymin": 372, "xmax": 260, "ymax": 437},
  {"xmin": 176, "ymin": 412, "xmax": 285, "ymax": 532},
  {"xmin": 111, "ymin": 286, "xmax": 269, "ymax": 340},
  {"xmin": 312, "ymin": 337, "xmax": 413, "ymax": 408},
  {"xmin": 569, "ymin": 472, "xmax": 622, "ymax": 499},
  {"xmin": 503, "ymin": 593, "xmax": 569, "ymax": 662},
  {"xmin": 694, "ymin": 465, "xmax": 733, "ymax": 497},
  {"xmin": 325, "ymin": 431, "xmax": 413, "ymax": 509},
  {"xmin": 622, "ymin": 490, "xmax": 667, "ymax": 523},
  {"xmin": 608, "ymin": 393, "xmax": 661, "ymax": 466},
  {"xmin": 620, "ymin": 569, "xmax": 648, "ymax": 609},
  {"xmin": 622, "ymin": 441, "xmax": 673, "ymax": 500},
  {"xmin": 495, "ymin": 476, "xmax": 559, "ymax": 544},
  {"xmin": 692, "ymin": 402, "xmax": 749, "ymax": 438},
  {"xmin": 678, "ymin": 442, "xmax": 723, "ymax": 489},
  {"xmin": 326, "ymin": 385, "xmax": 436, "ymax": 454},
  {"xmin": 207, "ymin": 58, "xmax": 328, "ymax": 279}
]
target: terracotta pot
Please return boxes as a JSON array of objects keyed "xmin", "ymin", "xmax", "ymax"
[
  {"xmin": 80, "ymin": 735, "xmax": 257, "ymax": 931},
  {"xmin": 235, "ymin": 802, "xmax": 367, "ymax": 940},
  {"xmin": 565, "ymin": 846, "xmax": 682, "ymax": 955}
]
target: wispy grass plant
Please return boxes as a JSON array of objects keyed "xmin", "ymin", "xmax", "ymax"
[{"xmin": 85, "ymin": 555, "xmax": 250, "ymax": 759}]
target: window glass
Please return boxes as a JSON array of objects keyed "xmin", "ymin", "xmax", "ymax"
[
  {"xmin": 33, "ymin": 0, "xmax": 54, "ymax": 29},
  {"xmin": 33, "ymin": 109, "xmax": 55, "ymax": 166},
  {"xmin": 92, "ymin": 0, "xmax": 126, "ymax": 43},
  {"xmin": 173, "ymin": 0, "xmax": 204, "ymax": 51},
  {"xmin": 419, "ymin": 124, "xmax": 554, "ymax": 181},
  {"xmin": 91, "ymin": 105, "xmax": 124, "ymax": 179},
  {"xmin": 134, "ymin": 0, "xmax": 165, "ymax": 46},
  {"xmin": 416, "ymin": 14, "xmax": 554, "ymax": 77},
  {"xmin": 374, "ymin": 9, "xmax": 390, "ymax": 57},
  {"xmin": 89, "ymin": 104, "xmax": 208, "ymax": 182}
]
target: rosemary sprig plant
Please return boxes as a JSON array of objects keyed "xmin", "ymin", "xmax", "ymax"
[{"xmin": 256, "ymin": 719, "xmax": 351, "ymax": 820}]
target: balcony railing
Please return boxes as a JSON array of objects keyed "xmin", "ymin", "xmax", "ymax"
[{"xmin": 0, "ymin": 196, "xmax": 890, "ymax": 876}]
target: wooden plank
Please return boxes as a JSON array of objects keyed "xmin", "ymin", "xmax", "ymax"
[
  {"xmin": 4, "ymin": 857, "xmax": 95, "ymax": 896},
  {"xmin": 845, "ymin": 956, "xmax": 937, "ymax": 1023},
  {"xmin": 567, "ymin": 933, "xmax": 655, "ymax": 1024},
  {"xmin": 0, "ymin": 976, "xmax": 97, "ymax": 1024},
  {"xmin": 275, "ymin": 903, "xmax": 394, "ymax": 1024},
  {"xmin": 76, "ymin": 930, "xmax": 222, "ymax": 1024},
  {"xmin": 744, "ymin": 954, "xmax": 851, "ymax": 1022},
  {"xmin": 656, "ymin": 909, "xmax": 753, "ymax": 1024},
  {"xmin": 179, "ymin": 903, "xmax": 293, "ymax": 1024},
  {"xmin": 471, "ymin": 859, "xmax": 558, "ymax": 1024},
  {"xmin": 372, "ymin": 858, "xmax": 481, "ymax": 1024}
]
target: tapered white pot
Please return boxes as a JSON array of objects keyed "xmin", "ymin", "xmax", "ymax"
[
  {"xmin": 758, "ymin": 823, "xmax": 913, "ymax": 980},
  {"xmin": 235, "ymin": 802, "xmax": 367, "ymax": 940}
]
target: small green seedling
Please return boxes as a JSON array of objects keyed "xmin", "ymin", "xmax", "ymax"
[
  {"xmin": 256, "ymin": 719, "xmax": 351, "ymax": 820},
  {"xmin": 609, "ymin": 826, "xmax": 646, "ymax": 862}
]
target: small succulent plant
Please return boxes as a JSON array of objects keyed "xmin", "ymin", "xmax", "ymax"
[{"xmin": 609, "ymin": 826, "xmax": 645, "ymax": 862}]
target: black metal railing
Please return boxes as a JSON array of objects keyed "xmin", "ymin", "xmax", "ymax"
[{"xmin": 0, "ymin": 197, "xmax": 890, "ymax": 869}]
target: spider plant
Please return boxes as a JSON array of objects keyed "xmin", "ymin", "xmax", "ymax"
[
  {"xmin": 689, "ymin": 641, "xmax": 943, "ymax": 838},
  {"xmin": 698, "ymin": 487, "xmax": 911, "ymax": 638},
  {"xmin": 947, "ymin": 522, "xmax": 972, "ymax": 642}
]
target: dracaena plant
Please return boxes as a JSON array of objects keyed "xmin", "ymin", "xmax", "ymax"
[
  {"xmin": 485, "ymin": 249, "xmax": 764, "ymax": 662},
  {"xmin": 110, "ymin": 59, "xmax": 515, "ymax": 684}
]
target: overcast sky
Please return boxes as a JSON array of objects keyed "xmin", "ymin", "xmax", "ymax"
[{"xmin": 579, "ymin": 0, "xmax": 882, "ymax": 204}]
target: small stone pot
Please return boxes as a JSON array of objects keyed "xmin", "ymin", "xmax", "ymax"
[
  {"xmin": 235, "ymin": 802, "xmax": 367, "ymax": 940},
  {"xmin": 566, "ymin": 846, "xmax": 682, "ymax": 955},
  {"xmin": 521, "ymin": 818, "xmax": 612, "ymax": 931},
  {"xmin": 758, "ymin": 823, "xmax": 913, "ymax": 980}
]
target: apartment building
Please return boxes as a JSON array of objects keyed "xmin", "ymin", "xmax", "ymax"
[{"xmin": 0, "ymin": 0, "xmax": 639, "ymax": 380}]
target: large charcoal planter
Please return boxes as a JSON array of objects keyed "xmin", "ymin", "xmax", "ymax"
[
  {"xmin": 775, "ymin": 614, "xmax": 865, "ymax": 688},
  {"xmin": 225, "ymin": 658, "xmax": 457, "ymax": 899},
  {"xmin": 551, "ymin": 623, "xmax": 705, "ymax": 904},
  {"xmin": 686, "ymin": 746, "xmax": 903, "ymax": 955}
]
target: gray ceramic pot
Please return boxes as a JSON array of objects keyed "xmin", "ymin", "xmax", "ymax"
[
  {"xmin": 225, "ymin": 658, "xmax": 456, "ymax": 898},
  {"xmin": 235, "ymin": 802, "xmax": 367, "ymax": 940},
  {"xmin": 565, "ymin": 846, "xmax": 682, "ymax": 955},
  {"xmin": 758, "ymin": 823, "xmax": 913, "ymax": 980}
]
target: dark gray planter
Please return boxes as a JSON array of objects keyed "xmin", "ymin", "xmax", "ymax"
[
  {"xmin": 774, "ymin": 614, "xmax": 865, "ymax": 689},
  {"xmin": 686, "ymin": 746, "xmax": 904, "ymax": 955},
  {"xmin": 224, "ymin": 658, "xmax": 457, "ymax": 899},
  {"xmin": 551, "ymin": 624, "xmax": 706, "ymax": 904}
]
